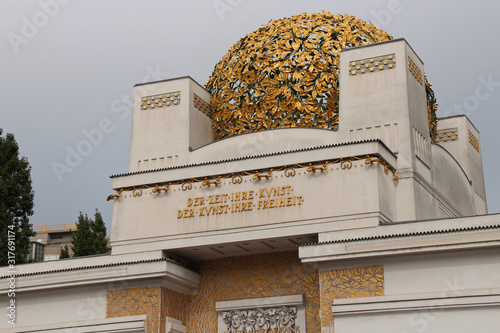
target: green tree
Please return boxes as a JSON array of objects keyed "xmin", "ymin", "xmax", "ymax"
[
  {"xmin": 59, "ymin": 245, "xmax": 70, "ymax": 259},
  {"xmin": 0, "ymin": 129, "xmax": 36, "ymax": 267},
  {"xmin": 71, "ymin": 209, "xmax": 110, "ymax": 257},
  {"xmin": 92, "ymin": 210, "xmax": 109, "ymax": 254}
]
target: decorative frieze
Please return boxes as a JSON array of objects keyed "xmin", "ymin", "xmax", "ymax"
[
  {"xmin": 193, "ymin": 93, "xmax": 214, "ymax": 117},
  {"xmin": 349, "ymin": 54, "xmax": 396, "ymax": 76},
  {"xmin": 408, "ymin": 57, "xmax": 423, "ymax": 85},
  {"xmin": 222, "ymin": 306, "xmax": 299, "ymax": 333},
  {"xmin": 468, "ymin": 130, "xmax": 480, "ymax": 152},
  {"xmin": 141, "ymin": 92, "xmax": 181, "ymax": 110},
  {"xmin": 435, "ymin": 128, "xmax": 458, "ymax": 143},
  {"xmin": 106, "ymin": 154, "xmax": 399, "ymax": 201},
  {"xmin": 216, "ymin": 295, "xmax": 306, "ymax": 333}
]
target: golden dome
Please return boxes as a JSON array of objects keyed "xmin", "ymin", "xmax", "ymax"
[{"xmin": 206, "ymin": 12, "xmax": 437, "ymax": 140}]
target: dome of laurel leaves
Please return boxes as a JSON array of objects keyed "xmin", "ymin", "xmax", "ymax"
[{"xmin": 206, "ymin": 12, "xmax": 438, "ymax": 140}]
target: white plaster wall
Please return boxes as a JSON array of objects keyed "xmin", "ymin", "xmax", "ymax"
[
  {"xmin": 111, "ymin": 158, "xmax": 386, "ymax": 253},
  {"xmin": 1, "ymin": 284, "xmax": 108, "ymax": 330},
  {"xmin": 382, "ymin": 248, "xmax": 500, "ymax": 295},
  {"xmin": 187, "ymin": 127, "xmax": 339, "ymax": 165},
  {"xmin": 188, "ymin": 79, "xmax": 213, "ymax": 151},
  {"xmin": 377, "ymin": 160, "xmax": 398, "ymax": 223},
  {"xmin": 404, "ymin": 43, "xmax": 430, "ymax": 157},
  {"xmin": 466, "ymin": 123, "xmax": 486, "ymax": 204},
  {"xmin": 412, "ymin": 175, "xmax": 440, "ymax": 220},
  {"xmin": 431, "ymin": 144, "xmax": 474, "ymax": 216},
  {"xmin": 334, "ymin": 307, "xmax": 500, "ymax": 333}
]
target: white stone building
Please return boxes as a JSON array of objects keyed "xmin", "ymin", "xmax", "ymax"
[{"xmin": 1, "ymin": 15, "xmax": 498, "ymax": 333}]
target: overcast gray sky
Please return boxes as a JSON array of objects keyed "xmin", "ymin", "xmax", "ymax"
[{"xmin": 1, "ymin": 0, "xmax": 499, "ymax": 233}]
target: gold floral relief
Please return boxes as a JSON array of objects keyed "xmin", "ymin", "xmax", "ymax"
[
  {"xmin": 106, "ymin": 257, "xmax": 382, "ymax": 333},
  {"xmin": 107, "ymin": 286, "xmax": 189, "ymax": 333},
  {"xmin": 319, "ymin": 265, "xmax": 384, "ymax": 330},
  {"xmin": 162, "ymin": 287, "xmax": 190, "ymax": 324},
  {"xmin": 185, "ymin": 252, "xmax": 320, "ymax": 333},
  {"xmin": 107, "ymin": 287, "xmax": 162, "ymax": 332}
]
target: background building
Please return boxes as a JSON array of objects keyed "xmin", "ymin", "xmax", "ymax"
[{"xmin": 28, "ymin": 224, "xmax": 76, "ymax": 261}]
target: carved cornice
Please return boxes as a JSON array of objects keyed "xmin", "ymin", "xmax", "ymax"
[{"xmin": 107, "ymin": 154, "xmax": 398, "ymax": 201}]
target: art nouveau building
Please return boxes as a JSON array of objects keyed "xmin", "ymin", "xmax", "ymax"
[{"xmin": 1, "ymin": 14, "xmax": 499, "ymax": 333}]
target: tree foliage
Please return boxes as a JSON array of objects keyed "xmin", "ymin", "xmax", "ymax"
[
  {"xmin": 0, "ymin": 128, "xmax": 36, "ymax": 266},
  {"xmin": 71, "ymin": 209, "xmax": 110, "ymax": 257},
  {"xmin": 59, "ymin": 245, "xmax": 70, "ymax": 259}
]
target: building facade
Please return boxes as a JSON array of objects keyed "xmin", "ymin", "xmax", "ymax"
[
  {"xmin": 1, "ymin": 21, "xmax": 499, "ymax": 333},
  {"xmin": 28, "ymin": 224, "xmax": 76, "ymax": 261}
]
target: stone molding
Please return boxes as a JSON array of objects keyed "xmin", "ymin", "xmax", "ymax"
[
  {"xmin": 0, "ymin": 315, "xmax": 147, "ymax": 333},
  {"xmin": 332, "ymin": 288, "xmax": 500, "ymax": 316},
  {"xmin": 165, "ymin": 317, "xmax": 186, "ymax": 333}
]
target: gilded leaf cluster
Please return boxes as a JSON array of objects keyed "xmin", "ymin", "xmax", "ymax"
[
  {"xmin": 426, "ymin": 78, "xmax": 439, "ymax": 140},
  {"xmin": 319, "ymin": 265, "xmax": 384, "ymax": 328},
  {"xmin": 206, "ymin": 12, "xmax": 439, "ymax": 140},
  {"xmin": 206, "ymin": 12, "xmax": 392, "ymax": 140}
]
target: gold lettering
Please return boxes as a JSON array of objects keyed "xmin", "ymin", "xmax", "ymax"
[
  {"xmin": 274, "ymin": 187, "xmax": 280, "ymax": 196},
  {"xmin": 232, "ymin": 202, "xmax": 253, "ymax": 212},
  {"xmin": 179, "ymin": 186, "xmax": 301, "ymax": 219},
  {"xmin": 179, "ymin": 209, "xmax": 194, "ymax": 218},
  {"xmin": 244, "ymin": 202, "xmax": 253, "ymax": 211}
]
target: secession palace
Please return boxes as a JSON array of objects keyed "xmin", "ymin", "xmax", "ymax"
[{"xmin": 2, "ymin": 13, "xmax": 498, "ymax": 333}]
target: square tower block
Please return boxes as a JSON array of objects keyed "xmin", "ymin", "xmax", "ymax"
[
  {"xmin": 339, "ymin": 38, "xmax": 429, "ymax": 171},
  {"xmin": 435, "ymin": 115, "xmax": 487, "ymax": 214},
  {"xmin": 128, "ymin": 77, "xmax": 214, "ymax": 173}
]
